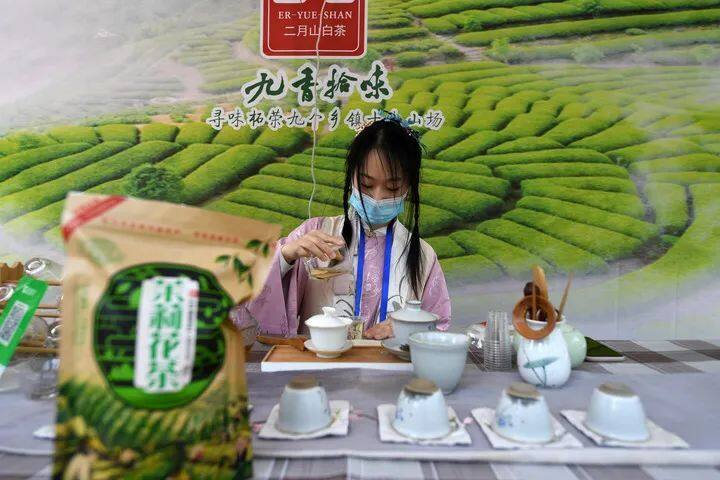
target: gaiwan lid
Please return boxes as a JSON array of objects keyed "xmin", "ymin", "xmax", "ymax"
[
  {"xmin": 389, "ymin": 300, "xmax": 438, "ymax": 323},
  {"xmin": 306, "ymin": 306, "xmax": 351, "ymax": 328}
]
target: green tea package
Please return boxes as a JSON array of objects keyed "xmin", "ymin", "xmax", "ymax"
[{"xmin": 55, "ymin": 192, "xmax": 280, "ymax": 480}]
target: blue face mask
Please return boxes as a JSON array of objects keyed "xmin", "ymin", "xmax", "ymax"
[{"xmin": 349, "ymin": 188, "xmax": 406, "ymax": 226}]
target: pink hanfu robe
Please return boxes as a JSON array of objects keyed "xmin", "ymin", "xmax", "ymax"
[{"xmin": 233, "ymin": 213, "xmax": 451, "ymax": 337}]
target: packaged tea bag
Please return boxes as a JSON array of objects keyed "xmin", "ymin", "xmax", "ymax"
[{"xmin": 55, "ymin": 193, "xmax": 280, "ymax": 480}]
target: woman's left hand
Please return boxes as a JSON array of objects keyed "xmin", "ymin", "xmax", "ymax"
[{"xmin": 364, "ymin": 322, "xmax": 393, "ymax": 340}]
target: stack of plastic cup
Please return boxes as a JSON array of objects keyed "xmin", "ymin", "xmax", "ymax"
[{"xmin": 483, "ymin": 311, "xmax": 513, "ymax": 371}]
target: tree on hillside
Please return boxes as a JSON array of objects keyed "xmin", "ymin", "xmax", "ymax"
[{"xmin": 124, "ymin": 164, "xmax": 184, "ymax": 203}]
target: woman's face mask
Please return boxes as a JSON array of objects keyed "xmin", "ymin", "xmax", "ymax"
[{"xmin": 349, "ymin": 188, "xmax": 406, "ymax": 226}]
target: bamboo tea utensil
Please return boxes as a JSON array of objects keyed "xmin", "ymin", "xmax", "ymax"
[
  {"xmin": 0, "ymin": 262, "xmax": 23, "ymax": 283},
  {"xmin": 512, "ymin": 295, "xmax": 557, "ymax": 340},
  {"xmin": 532, "ymin": 265, "xmax": 549, "ymax": 299},
  {"xmin": 16, "ymin": 346, "xmax": 58, "ymax": 355},
  {"xmin": 557, "ymin": 272, "xmax": 574, "ymax": 320},
  {"xmin": 257, "ymin": 335, "xmax": 308, "ymax": 351},
  {"xmin": 531, "ymin": 285, "xmax": 537, "ymax": 321}
]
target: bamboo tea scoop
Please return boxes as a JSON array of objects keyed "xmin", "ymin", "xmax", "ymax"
[
  {"xmin": 532, "ymin": 265, "xmax": 549, "ymax": 299},
  {"xmin": 556, "ymin": 272, "xmax": 574, "ymax": 320}
]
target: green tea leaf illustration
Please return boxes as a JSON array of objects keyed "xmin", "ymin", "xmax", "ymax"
[{"xmin": 523, "ymin": 357, "xmax": 558, "ymax": 369}]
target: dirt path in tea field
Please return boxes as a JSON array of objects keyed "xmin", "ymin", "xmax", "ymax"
[
  {"xmin": 416, "ymin": 19, "xmax": 491, "ymax": 65},
  {"xmin": 431, "ymin": 31, "xmax": 488, "ymax": 63}
]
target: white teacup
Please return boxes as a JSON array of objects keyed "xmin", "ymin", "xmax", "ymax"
[
  {"xmin": 305, "ymin": 307, "xmax": 352, "ymax": 351},
  {"xmin": 392, "ymin": 378, "xmax": 451, "ymax": 440},
  {"xmin": 277, "ymin": 375, "xmax": 333, "ymax": 434},
  {"xmin": 493, "ymin": 382, "xmax": 554, "ymax": 443},
  {"xmin": 409, "ymin": 331, "xmax": 470, "ymax": 394},
  {"xmin": 585, "ymin": 382, "xmax": 649, "ymax": 442}
]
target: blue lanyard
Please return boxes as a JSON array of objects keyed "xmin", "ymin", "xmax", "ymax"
[{"xmin": 354, "ymin": 220, "xmax": 395, "ymax": 322}]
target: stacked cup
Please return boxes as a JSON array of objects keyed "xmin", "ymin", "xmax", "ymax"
[{"xmin": 483, "ymin": 311, "xmax": 513, "ymax": 371}]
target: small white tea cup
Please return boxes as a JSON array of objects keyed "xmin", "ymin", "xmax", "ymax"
[
  {"xmin": 392, "ymin": 378, "xmax": 451, "ymax": 440},
  {"xmin": 585, "ymin": 382, "xmax": 649, "ymax": 442},
  {"xmin": 276, "ymin": 375, "xmax": 332, "ymax": 434},
  {"xmin": 492, "ymin": 382, "xmax": 554, "ymax": 443}
]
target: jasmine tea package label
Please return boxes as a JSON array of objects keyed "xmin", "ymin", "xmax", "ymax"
[
  {"xmin": 55, "ymin": 192, "xmax": 280, "ymax": 480},
  {"xmin": 134, "ymin": 276, "xmax": 200, "ymax": 393}
]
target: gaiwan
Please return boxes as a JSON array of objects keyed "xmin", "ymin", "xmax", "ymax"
[{"xmin": 55, "ymin": 193, "xmax": 279, "ymax": 480}]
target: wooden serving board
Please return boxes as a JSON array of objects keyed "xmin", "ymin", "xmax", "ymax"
[{"xmin": 260, "ymin": 344, "xmax": 413, "ymax": 372}]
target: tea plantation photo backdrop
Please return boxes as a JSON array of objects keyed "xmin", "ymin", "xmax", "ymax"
[{"xmin": 2, "ymin": 0, "xmax": 720, "ymax": 339}]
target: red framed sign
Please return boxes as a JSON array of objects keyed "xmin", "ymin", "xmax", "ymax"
[{"xmin": 261, "ymin": 0, "xmax": 367, "ymax": 58}]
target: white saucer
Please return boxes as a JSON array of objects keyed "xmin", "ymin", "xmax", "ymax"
[
  {"xmin": 472, "ymin": 408, "xmax": 583, "ymax": 450},
  {"xmin": 390, "ymin": 414, "xmax": 461, "ymax": 441},
  {"xmin": 304, "ymin": 339, "xmax": 352, "ymax": 358},
  {"xmin": 381, "ymin": 338, "xmax": 410, "ymax": 361},
  {"xmin": 561, "ymin": 410, "xmax": 688, "ymax": 449},
  {"xmin": 258, "ymin": 400, "xmax": 350, "ymax": 440},
  {"xmin": 377, "ymin": 404, "xmax": 472, "ymax": 446}
]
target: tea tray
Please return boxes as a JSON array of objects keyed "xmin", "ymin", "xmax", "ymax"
[{"xmin": 260, "ymin": 343, "xmax": 413, "ymax": 372}]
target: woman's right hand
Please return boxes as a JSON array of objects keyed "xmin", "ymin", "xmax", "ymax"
[{"xmin": 281, "ymin": 230, "xmax": 345, "ymax": 264}]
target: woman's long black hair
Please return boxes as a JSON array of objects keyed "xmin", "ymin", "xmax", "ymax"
[{"xmin": 342, "ymin": 119, "xmax": 425, "ymax": 299}]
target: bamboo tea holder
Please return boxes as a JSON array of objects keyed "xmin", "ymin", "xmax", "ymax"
[{"xmin": 512, "ymin": 295, "xmax": 557, "ymax": 340}]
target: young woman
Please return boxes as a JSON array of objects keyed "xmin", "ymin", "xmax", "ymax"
[{"xmin": 235, "ymin": 112, "xmax": 451, "ymax": 340}]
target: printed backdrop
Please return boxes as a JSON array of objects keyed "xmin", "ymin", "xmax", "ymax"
[{"xmin": 1, "ymin": 0, "xmax": 719, "ymax": 339}]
